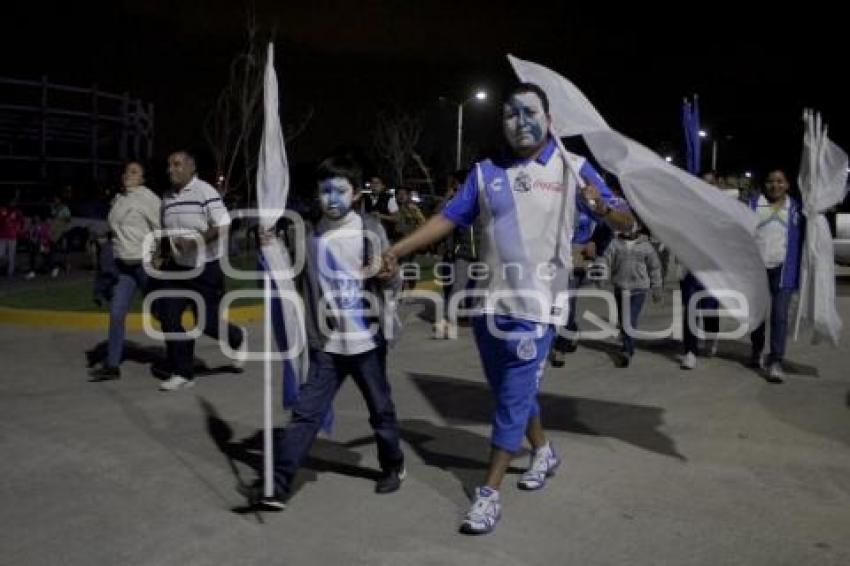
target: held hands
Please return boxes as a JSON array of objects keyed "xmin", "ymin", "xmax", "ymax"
[
  {"xmin": 580, "ymin": 180, "xmax": 609, "ymax": 216},
  {"xmin": 376, "ymin": 250, "xmax": 400, "ymax": 281}
]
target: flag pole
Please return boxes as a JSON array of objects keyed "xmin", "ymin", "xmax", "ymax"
[{"xmin": 263, "ymin": 271, "xmax": 274, "ymax": 498}]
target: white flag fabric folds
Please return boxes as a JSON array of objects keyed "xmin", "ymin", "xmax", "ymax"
[
  {"xmin": 794, "ymin": 110, "xmax": 848, "ymax": 344},
  {"xmin": 257, "ymin": 43, "xmax": 308, "ymax": 385},
  {"xmin": 508, "ymin": 54, "xmax": 769, "ymax": 330}
]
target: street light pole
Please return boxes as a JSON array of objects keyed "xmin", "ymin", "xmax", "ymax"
[
  {"xmin": 711, "ymin": 140, "xmax": 718, "ymax": 172},
  {"xmin": 456, "ymin": 102, "xmax": 464, "ymax": 170},
  {"xmin": 448, "ymin": 89, "xmax": 486, "ymax": 171}
]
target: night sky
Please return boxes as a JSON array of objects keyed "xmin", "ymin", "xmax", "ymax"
[{"xmin": 2, "ymin": 1, "xmax": 847, "ymax": 187}]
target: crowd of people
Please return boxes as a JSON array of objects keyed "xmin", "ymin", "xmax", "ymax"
[
  {"xmin": 0, "ymin": 193, "xmax": 73, "ymax": 280},
  {"xmin": 1, "ymin": 79, "xmax": 827, "ymax": 538}
]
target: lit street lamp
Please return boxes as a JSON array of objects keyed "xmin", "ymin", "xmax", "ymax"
[
  {"xmin": 698, "ymin": 129, "xmax": 732, "ymax": 172},
  {"xmin": 441, "ymin": 89, "xmax": 488, "ymax": 170}
]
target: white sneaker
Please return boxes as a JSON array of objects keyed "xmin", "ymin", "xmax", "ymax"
[
  {"xmin": 432, "ymin": 319, "xmax": 447, "ymax": 339},
  {"xmin": 767, "ymin": 363, "xmax": 785, "ymax": 383},
  {"xmin": 232, "ymin": 326, "xmax": 247, "ymax": 369},
  {"xmin": 159, "ymin": 375, "xmax": 195, "ymax": 391},
  {"xmin": 708, "ymin": 339, "xmax": 719, "ymax": 357},
  {"xmin": 518, "ymin": 442, "xmax": 560, "ymax": 490},
  {"xmin": 25, "ymin": 271, "xmax": 35, "ymax": 280},
  {"xmin": 459, "ymin": 486, "xmax": 501, "ymax": 535},
  {"xmin": 50, "ymin": 267, "xmax": 60, "ymax": 278},
  {"xmin": 680, "ymin": 352, "xmax": 697, "ymax": 370}
]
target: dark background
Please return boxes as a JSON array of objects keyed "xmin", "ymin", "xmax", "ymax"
[{"xmin": 2, "ymin": 1, "xmax": 846, "ymax": 193}]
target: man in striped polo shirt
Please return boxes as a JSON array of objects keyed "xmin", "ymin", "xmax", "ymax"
[{"xmin": 155, "ymin": 150, "xmax": 246, "ymax": 391}]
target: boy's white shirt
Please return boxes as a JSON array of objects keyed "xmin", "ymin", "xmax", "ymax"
[{"xmin": 304, "ymin": 211, "xmax": 396, "ymax": 355}]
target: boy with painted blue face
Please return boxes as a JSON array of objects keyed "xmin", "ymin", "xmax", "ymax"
[
  {"xmin": 380, "ymin": 83, "xmax": 633, "ymax": 535},
  {"xmin": 246, "ymin": 155, "xmax": 405, "ymax": 510}
]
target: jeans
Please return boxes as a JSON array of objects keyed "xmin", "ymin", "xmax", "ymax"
[
  {"xmin": 106, "ymin": 260, "xmax": 148, "ymax": 367},
  {"xmin": 680, "ymin": 273, "xmax": 720, "ymax": 355},
  {"xmin": 615, "ymin": 288, "xmax": 647, "ymax": 357},
  {"xmin": 751, "ymin": 266, "xmax": 792, "ymax": 364},
  {"xmin": 552, "ymin": 269, "xmax": 585, "ymax": 352},
  {"xmin": 272, "ymin": 342, "xmax": 403, "ymax": 496},
  {"xmin": 0, "ymin": 239, "xmax": 17, "ymax": 275}
]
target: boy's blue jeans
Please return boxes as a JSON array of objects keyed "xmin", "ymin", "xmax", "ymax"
[{"xmin": 272, "ymin": 341, "xmax": 403, "ymax": 497}]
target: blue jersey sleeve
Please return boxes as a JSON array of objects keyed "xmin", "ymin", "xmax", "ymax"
[{"xmin": 441, "ymin": 169, "xmax": 480, "ymax": 227}]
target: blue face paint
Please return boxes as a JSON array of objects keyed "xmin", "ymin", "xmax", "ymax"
[
  {"xmin": 318, "ymin": 177, "xmax": 354, "ymax": 220},
  {"xmin": 502, "ymin": 93, "xmax": 548, "ymax": 153}
]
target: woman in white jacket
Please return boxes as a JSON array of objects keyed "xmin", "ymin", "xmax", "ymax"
[{"xmin": 89, "ymin": 162, "xmax": 161, "ymax": 381}]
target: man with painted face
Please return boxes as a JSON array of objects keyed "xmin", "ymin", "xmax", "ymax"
[
  {"xmin": 379, "ymin": 83, "xmax": 633, "ymax": 535},
  {"xmin": 244, "ymin": 155, "xmax": 405, "ymax": 510}
]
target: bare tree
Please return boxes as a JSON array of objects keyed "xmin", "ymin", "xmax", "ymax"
[
  {"xmin": 372, "ymin": 107, "xmax": 424, "ymax": 187},
  {"xmin": 410, "ymin": 151, "xmax": 434, "ymax": 193},
  {"xmin": 203, "ymin": 7, "xmax": 313, "ymax": 205},
  {"xmin": 203, "ymin": 8, "xmax": 264, "ymax": 203}
]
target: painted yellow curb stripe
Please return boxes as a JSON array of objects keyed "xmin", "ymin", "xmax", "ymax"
[
  {"xmin": 0, "ymin": 281, "xmax": 440, "ymax": 330},
  {"xmin": 0, "ymin": 305, "xmax": 264, "ymax": 330}
]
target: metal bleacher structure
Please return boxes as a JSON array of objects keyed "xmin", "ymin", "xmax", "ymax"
[{"xmin": 0, "ymin": 76, "xmax": 153, "ymax": 195}]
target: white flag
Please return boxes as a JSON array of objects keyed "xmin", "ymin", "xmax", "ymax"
[
  {"xmin": 257, "ymin": 43, "xmax": 308, "ymax": 384},
  {"xmin": 508, "ymin": 54, "xmax": 769, "ymax": 330},
  {"xmin": 795, "ymin": 109, "xmax": 848, "ymax": 344}
]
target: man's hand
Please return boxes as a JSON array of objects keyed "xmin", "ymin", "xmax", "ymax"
[
  {"xmin": 652, "ymin": 288, "xmax": 664, "ymax": 303},
  {"xmin": 173, "ymin": 235, "xmax": 198, "ymax": 255}
]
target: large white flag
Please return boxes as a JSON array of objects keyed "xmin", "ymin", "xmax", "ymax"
[
  {"xmin": 509, "ymin": 54, "xmax": 769, "ymax": 330},
  {"xmin": 257, "ymin": 43, "xmax": 308, "ymax": 391},
  {"xmin": 795, "ymin": 109, "xmax": 848, "ymax": 344},
  {"xmin": 256, "ymin": 43, "xmax": 309, "ymax": 497}
]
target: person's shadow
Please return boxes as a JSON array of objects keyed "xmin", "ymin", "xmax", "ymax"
[
  {"xmin": 199, "ymin": 399, "xmax": 380, "ymax": 514},
  {"xmin": 408, "ymin": 372, "xmax": 685, "ymax": 461},
  {"xmin": 86, "ymin": 340, "xmax": 242, "ymax": 379}
]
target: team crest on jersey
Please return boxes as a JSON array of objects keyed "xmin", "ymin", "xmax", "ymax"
[
  {"xmin": 513, "ymin": 171, "xmax": 532, "ymax": 193},
  {"xmin": 517, "ymin": 337, "xmax": 537, "ymax": 361}
]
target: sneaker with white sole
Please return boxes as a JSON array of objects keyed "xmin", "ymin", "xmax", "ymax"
[
  {"xmin": 375, "ymin": 464, "xmax": 406, "ymax": 494},
  {"xmin": 518, "ymin": 442, "xmax": 560, "ymax": 490},
  {"xmin": 158, "ymin": 374, "xmax": 195, "ymax": 391},
  {"xmin": 238, "ymin": 481, "xmax": 286, "ymax": 511},
  {"xmin": 459, "ymin": 486, "xmax": 501, "ymax": 535},
  {"xmin": 766, "ymin": 362, "xmax": 785, "ymax": 384},
  {"xmin": 680, "ymin": 351, "xmax": 697, "ymax": 370}
]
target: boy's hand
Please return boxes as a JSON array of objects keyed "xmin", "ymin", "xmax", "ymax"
[
  {"xmin": 258, "ymin": 228, "xmax": 277, "ymax": 247},
  {"xmin": 377, "ymin": 250, "xmax": 399, "ymax": 281},
  {"xmin": 652, "ymin": 288, "xmax": 663, "ymax": 303}
]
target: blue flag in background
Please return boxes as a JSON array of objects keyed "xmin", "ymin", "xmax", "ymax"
[{"xmin": 682, "ymin": 96, "xmax": 702, "ymax": 175}]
